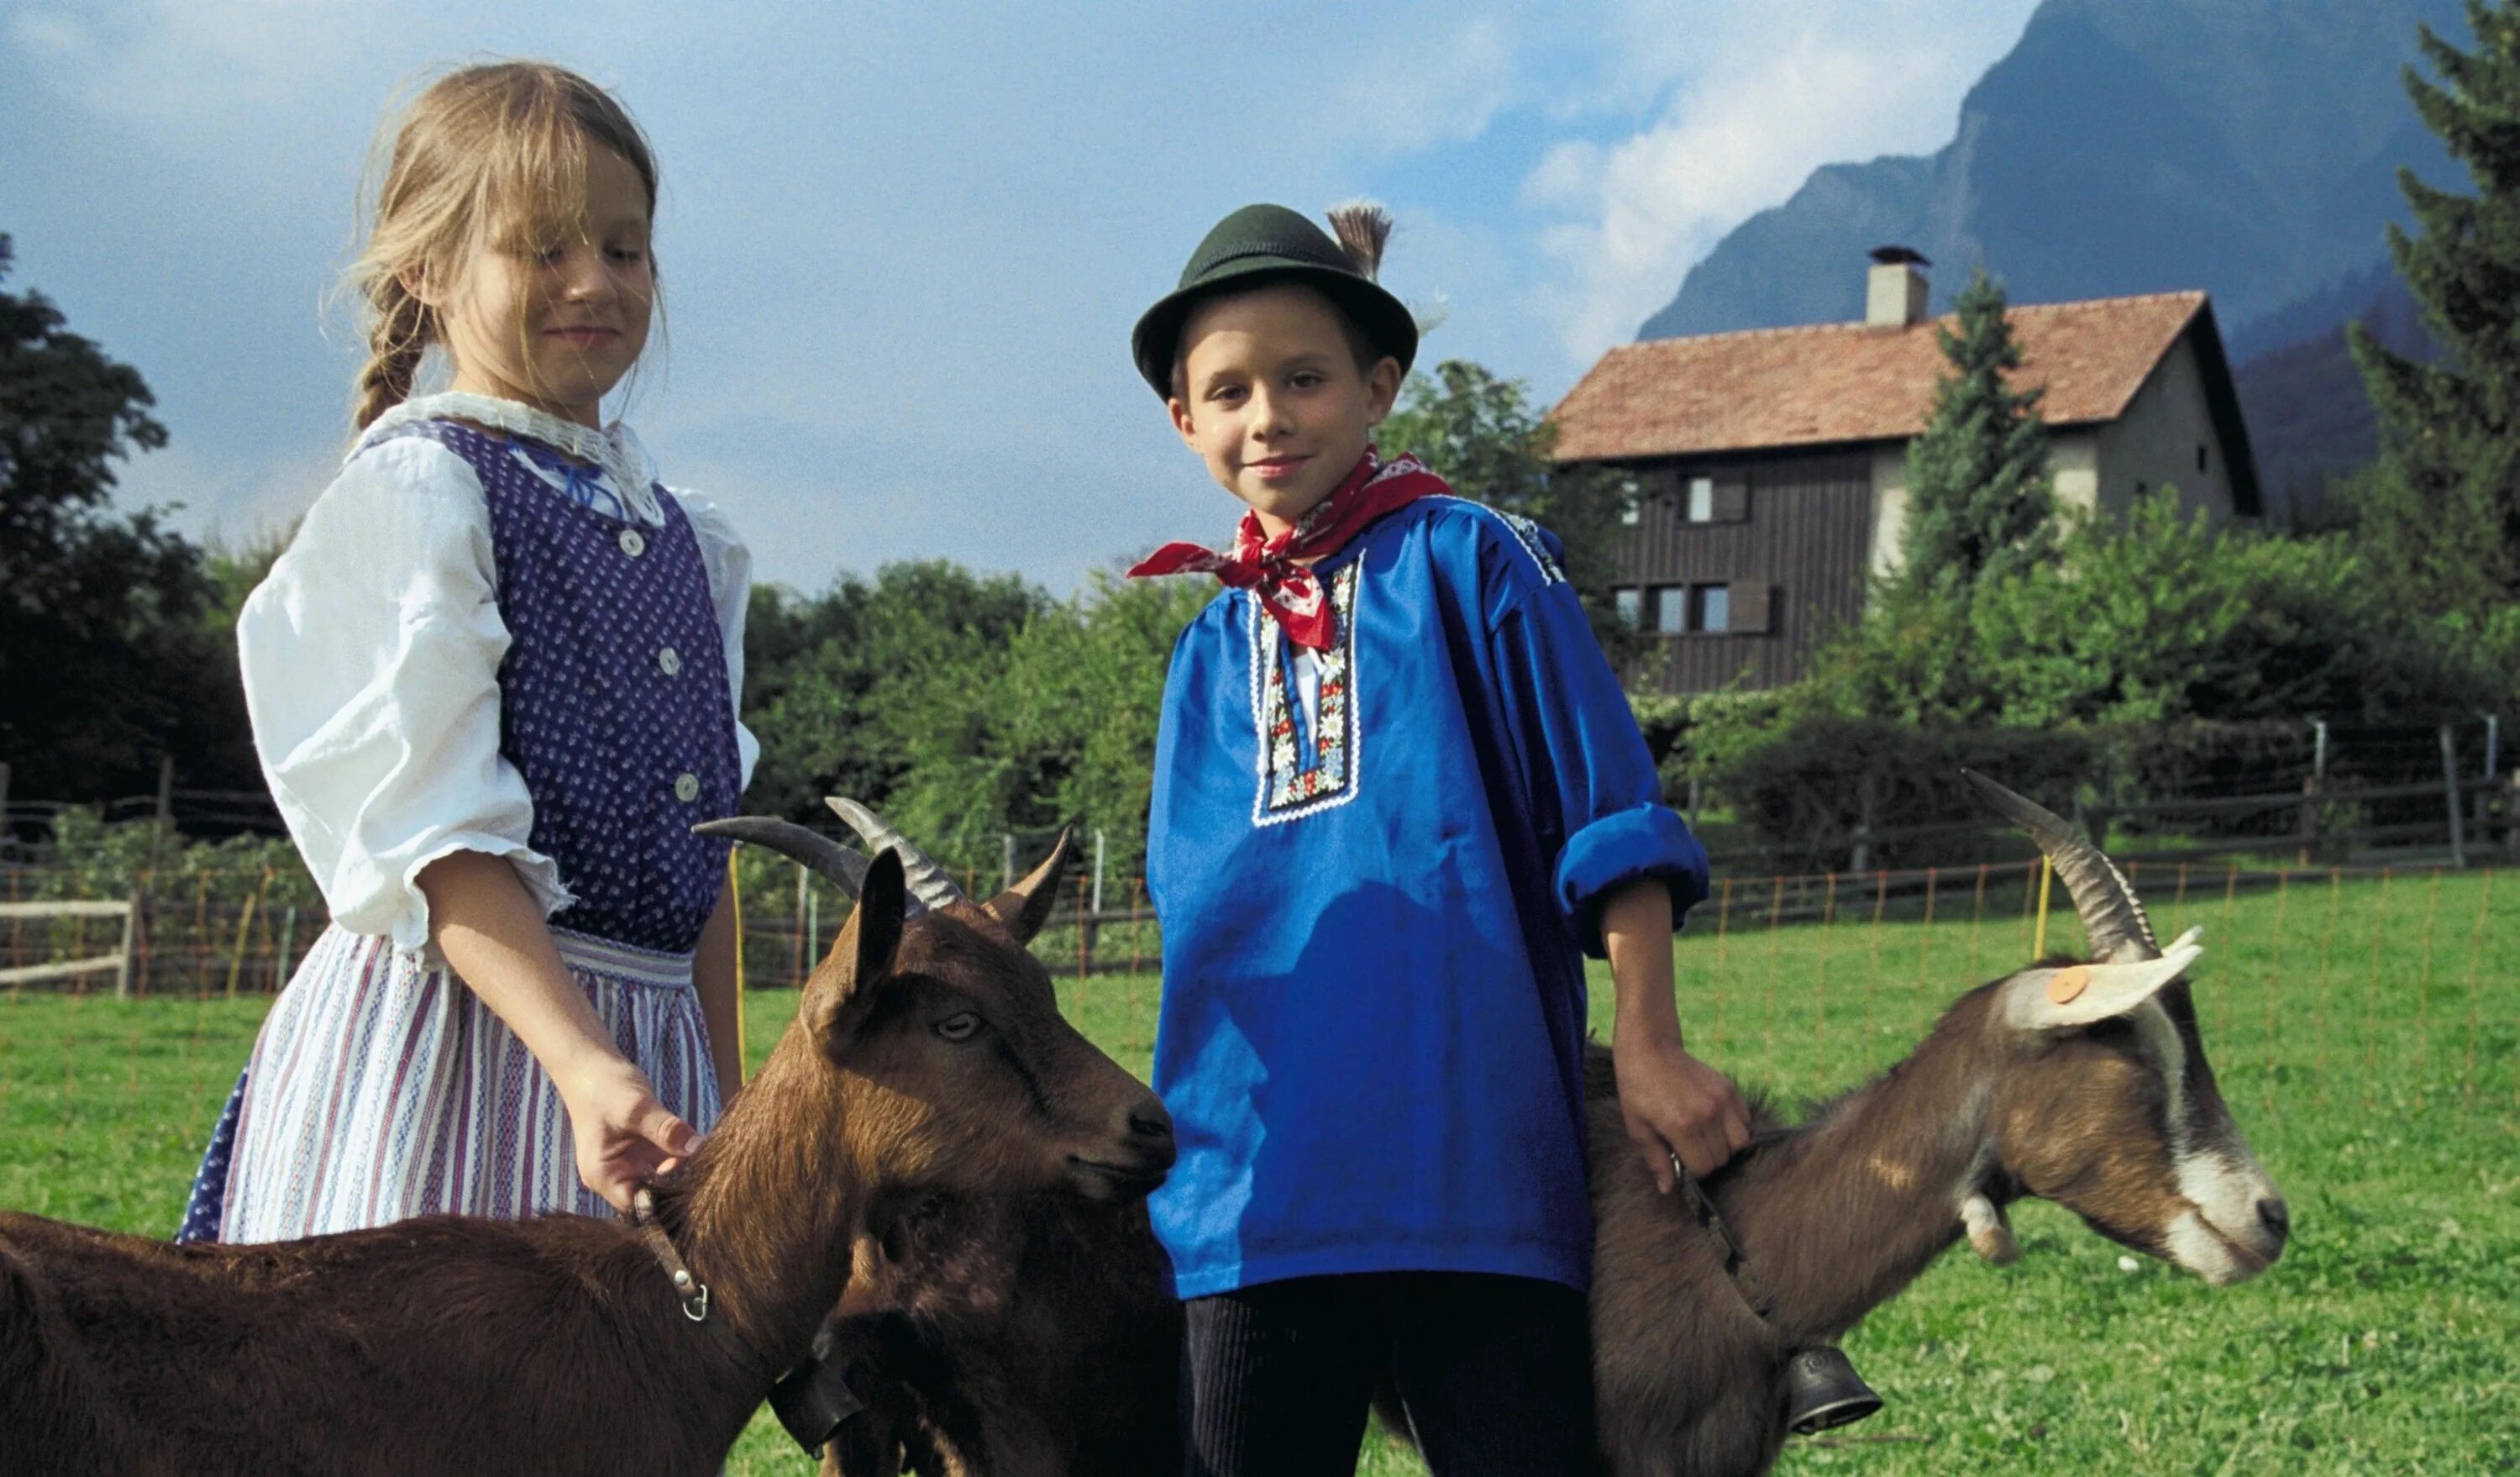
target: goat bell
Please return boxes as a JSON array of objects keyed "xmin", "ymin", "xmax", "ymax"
[{"xmin": 1781, "ymin": 1346, "xmax": 1883, "ymax": 1436}]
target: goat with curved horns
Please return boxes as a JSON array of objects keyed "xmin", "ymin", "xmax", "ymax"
[
  {"xmin": 806, "ymin": 775, "xmax": 2290, "ymax": 1477},
  {"xmin": 0, "ymin": 818, "xmax": 1173, "ymax": 1477}
]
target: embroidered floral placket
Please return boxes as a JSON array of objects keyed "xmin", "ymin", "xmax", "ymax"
[{"xmin": 1252, "ymin": 561, "xmax": 1363, "ymax": 826}]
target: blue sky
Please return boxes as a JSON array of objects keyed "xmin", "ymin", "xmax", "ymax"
[{"xmin": 3, "ymin": 0, "xmax": 2040, "ymax": 594}]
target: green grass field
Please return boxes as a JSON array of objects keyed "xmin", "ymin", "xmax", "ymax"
[{"xmin": 2, "ymin": 871, "xmax": 2512, "ymax": 1474}]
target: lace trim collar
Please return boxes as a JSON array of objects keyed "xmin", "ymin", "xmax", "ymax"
[{"xmin": 358, "ymin": 392, "xmax": 664, "ymax": 525}]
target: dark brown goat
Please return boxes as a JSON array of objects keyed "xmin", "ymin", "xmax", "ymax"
[
  {"xmin": 814, "ymin": 776, "xmax": 2289, "ymax": 1477},
  {"xmin": 815, "ymin": 1192, "xmax": 1182, "ymax": 1477},
  {"xmin": 0, "ymin": 829, "xmax": 1173, "ymax": 1477}
]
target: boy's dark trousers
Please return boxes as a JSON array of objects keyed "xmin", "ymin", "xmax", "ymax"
[{"xmin": 1181, "ymin": 1270, "xmax": 1596, "ymax": 1477}]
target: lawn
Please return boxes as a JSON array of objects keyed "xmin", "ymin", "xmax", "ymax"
[{"xmin": 1, "ymin": 870, "xmax": 2511, "ymax": 1474}]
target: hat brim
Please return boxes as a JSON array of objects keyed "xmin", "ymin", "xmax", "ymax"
[{"xmin": 1131, "ymin": 260, "xmax": 1419, "ymax": 399}]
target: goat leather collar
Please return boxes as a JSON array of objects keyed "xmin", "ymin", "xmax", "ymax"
[{"xmin": 627, "ymin": 1191, "xmax": 866, "ymax": 1456}]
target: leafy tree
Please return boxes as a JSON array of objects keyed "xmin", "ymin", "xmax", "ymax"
[
  {"xmin": 1378, "ymin": 359, "xmax": 1641, "ymax": 661},
  {"xmin": 741, "ymin": 560, "xmax": 1044, "ymax": 849},
  {"xmin": 1889, "ymin": 268, "xmax": 2056, "ymax": 599},
  {"xmin": 0, "ymin": 234, "xmax": 249, "ymax": 804},
  {"xmin": 2349, "ymin": 0, "xmax": 2520, "ymax": 618}
]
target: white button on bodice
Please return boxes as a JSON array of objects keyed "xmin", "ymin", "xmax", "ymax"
[
  {"xmin": 659, "ymin": 647, "xmax": 681, "ymax": 676},
  {"xmin": 619, "ymin": 528, "xmax": 647, "ymax": 558},
  {"xmin": 674, "ymin": 772, "xmax": 700, "ymax": 803}
]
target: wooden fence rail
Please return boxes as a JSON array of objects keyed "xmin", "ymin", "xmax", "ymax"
[{"xmin": 0, "ymin": 898, "xmax": 136, "ymax": 995}]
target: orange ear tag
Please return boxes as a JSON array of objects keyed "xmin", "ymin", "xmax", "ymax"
[{"xmin": 2046, "ymin": 965, "xmax": 2092, "ymax": 1005}]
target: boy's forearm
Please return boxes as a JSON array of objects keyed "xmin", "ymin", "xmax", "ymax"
[
  {"xmin": 1603, "ymin": 879, "xmax": 1683, "ymax": 1045},
  {"xmin": 417, "ymin": 850, "xmax": 627, "ymax": 1101},
  {"xmin": 692, "ymin": 875, "xmax": 744, "ymax": 1096}
]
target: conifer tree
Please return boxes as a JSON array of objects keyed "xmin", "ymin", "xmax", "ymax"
[
  {"xmin": 1891, "ymin": 268, "xmax": 2055, "ymax": 601},
  {"xmin": 2349, "ymin": 0, "xmax": 2520, "ymax": 618}
]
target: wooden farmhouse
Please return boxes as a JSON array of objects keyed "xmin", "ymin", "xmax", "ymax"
[{"xmin": 1549, "ymin": 249, "xmax": 2268, "ymax": 695}]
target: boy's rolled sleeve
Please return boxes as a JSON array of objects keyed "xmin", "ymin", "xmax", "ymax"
[
  {"xmin": 1555, "ymin": 802, "xmax": 1709, "ymax": 954},
  {"xmin": 1483, "ymin": 519, "xmax": 1711, "ymax": 956}
]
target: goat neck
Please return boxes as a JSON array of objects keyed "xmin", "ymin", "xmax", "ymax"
[
  {"xmin": 1716, "ymin": 988, "xmax": 2009, "ymax": 1341},
  {"xmin": 644, "ymin": 1032, "xmax": 868, "ymax": 1390}
]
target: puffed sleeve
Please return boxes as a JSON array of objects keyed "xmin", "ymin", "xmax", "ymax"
[
  {"xmin": 1478, "ymin": 516, "xmax": 1709, "ymax": 956},
  {"xmin": 672, "ymin": 490, "xmax": 762, "ymax": 792},
  {"xmin": 237, "ymin": 436, "xmax": 571, "ymax": 954}
]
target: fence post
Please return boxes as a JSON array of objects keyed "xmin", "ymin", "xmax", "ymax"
[
  {"xmin": 1092, "ymin": 830, "xmax": 1106, "ymax": 916},
  {"xmin": 2440, "ymin": 723, "xmax": 2467, "ymax": 870},
  {"xmin": 2477, "ymin": 713, "xmax": 2500, "ymax": 855},
  {"xmin": 1849, "ymin": 769, "xmax": 1877, "ymax": 875},
  {"xmin": 0, "ymin": 760, "xmax": 11, "ymax": 854},
  {"xmin": 1001, "ymin": 833, "xmax": 1016, "ymax": 893},
  {"xmin": 114, "ymin": 896, "xmax": 135, "ymax": 999}
]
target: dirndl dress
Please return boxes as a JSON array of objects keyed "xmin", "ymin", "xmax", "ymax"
[{"xmin": 178, "ymin": 392, "xmax": 757, "ymax": 1243}]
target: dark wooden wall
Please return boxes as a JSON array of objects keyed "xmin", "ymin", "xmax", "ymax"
[{"xmin": 1598, "ymin": 446, "xmax": 1877, "ymax": 694}]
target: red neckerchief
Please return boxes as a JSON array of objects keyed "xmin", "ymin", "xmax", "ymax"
[{"xmin": 1126, "ymin": 449, "xmax": 1447, "ymax": 649}]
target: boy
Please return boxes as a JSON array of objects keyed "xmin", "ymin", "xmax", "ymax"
[{"xmin": 1131, "ymin": 202, "xmax": 1749, "ymax": 1476}]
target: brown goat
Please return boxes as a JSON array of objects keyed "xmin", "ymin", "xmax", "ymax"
[
  {"xmin": 0, "ymin": 829, "xmax": 1174, "ymax": 1477},
  {"xmin": 812, "ymin": 776, "xmax": 2290, "ymax": 1477},
  {"xmin": 813, "ymin": 1191, "xmax": 1183, "ymax": 1477}
]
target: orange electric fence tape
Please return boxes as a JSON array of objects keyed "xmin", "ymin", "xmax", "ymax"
[
  {"xmin": 2314, "ymin": 869, "xmax": 2342, "ymax": 1110},
  {"xmin": 2360, "ymin": 870, "xmax": 2393, "ymax": 1112},
  {"xmin": 2461, "ymin": 870, "xmax": 2494, "ymax": 1109},
  {"xmin": 2263, "ymin": 872, "xmax": 2291, "ymax": 1112}
]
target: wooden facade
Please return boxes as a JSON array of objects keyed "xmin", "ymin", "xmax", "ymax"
[{"xmin": 1604, "ymin": 446, "xmax": 1876, "ymax": 694}]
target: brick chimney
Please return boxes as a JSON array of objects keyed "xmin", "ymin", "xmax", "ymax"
[{"xmin": 1866, "ymin": 245, "xmax": 1929, "ymax": 329}]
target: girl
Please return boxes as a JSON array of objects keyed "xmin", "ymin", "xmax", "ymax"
[{"xmin": 176, "ymin": 61, "xmax": 755, "ymax": 1243}]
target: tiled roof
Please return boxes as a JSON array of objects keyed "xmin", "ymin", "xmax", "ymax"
[{"xmin": 1549, "ymin": 291, "xmax": 2212, "ymax": 463}]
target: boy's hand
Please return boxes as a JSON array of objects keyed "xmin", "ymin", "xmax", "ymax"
[{"xmin": 1613, "ymin": 1030, "xmax": 1751, "ymax": 1191}]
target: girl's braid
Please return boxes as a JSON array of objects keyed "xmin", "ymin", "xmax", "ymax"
[{"xmin": 354, "ymin": 279, "xmax": 430, "ymax": 431}]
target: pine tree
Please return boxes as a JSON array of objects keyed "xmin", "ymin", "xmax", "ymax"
[
  {"xmin": 2349, "ymin": 0, "xmax": 2520, "ymax": 618},
  {"xmin": 1891, "ymin": 268, "xmax": 2055, "ymax": 601}
]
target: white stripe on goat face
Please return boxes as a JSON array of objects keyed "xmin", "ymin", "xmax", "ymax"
[{"xmin": 2129, "ymin": 988, "xmax": 2285, "ymax": 1285}]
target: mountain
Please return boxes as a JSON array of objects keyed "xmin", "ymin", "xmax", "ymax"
[
  {"xmin": 1637, "ymin": 0, "xmax": 2462, "ymax": 344},
  {"xmin": 2229, "ymin": 267, "xmax": 2432, "ymax": 525}
]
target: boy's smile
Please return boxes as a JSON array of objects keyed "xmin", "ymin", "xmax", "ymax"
[{"xmin": 1168, "ymin": 282, "xmax": 1402, "ymax": 538}]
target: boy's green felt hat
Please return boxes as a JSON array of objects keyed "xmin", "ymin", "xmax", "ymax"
[{"xmin": 1131, "ymin": 202, "xmax": 1418, "ymax": 398}]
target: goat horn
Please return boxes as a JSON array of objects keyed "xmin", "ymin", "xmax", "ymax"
[
  {"xmin": 690, "ymin": 817, "xmax": 879, "ymax": 904},
  {"xmin": 823, "ymin": 798, "xmax": 969, "ymax": 912},
  {"xmin": 1961, "ymin": 770, "xmax": 2159, "ymax": 962}
]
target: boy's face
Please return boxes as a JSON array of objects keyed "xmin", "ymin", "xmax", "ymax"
[{"xmin": 1168, "ymin": 282, "xmax": 1402, "ymax": 538}]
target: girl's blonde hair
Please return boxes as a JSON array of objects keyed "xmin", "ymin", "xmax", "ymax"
[{"xmin": 345, "ymin": 62, "xmax": 659, "ymax": 430}]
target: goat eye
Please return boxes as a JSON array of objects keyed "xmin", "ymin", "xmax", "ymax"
[{"xmin": 933, "ymin": 1012, "xmax": 980, "ymax": 1043}]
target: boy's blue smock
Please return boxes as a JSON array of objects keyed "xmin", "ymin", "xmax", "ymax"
[{"xmin": 1147, "ymin": 496, "xmax": 1709, "ymax": 1299}]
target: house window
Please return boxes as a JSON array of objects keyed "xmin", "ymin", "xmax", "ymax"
[
  {"xmin": 1620, "ymin": 478, "xmax": 1641, "ymax": 526},
  {"xmin": 1614, "ymin": 587, "xmax": 1643, "ymax": 629},
  {"xmin": 1653, "ymin": 586, "xmax": 1688, "ymax": 634},
  {"xmin": 1685, "ymin": 476, "xmax": 1714, "ymax": 523},
  {"xmin": 1693, "ymin": 584, "xmax": 1730, "ymax": 633}
]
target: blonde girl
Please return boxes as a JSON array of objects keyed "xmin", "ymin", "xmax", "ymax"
[{"xmin": 178, "ymin": 61, "xmax": 755, "ymax": 1242}]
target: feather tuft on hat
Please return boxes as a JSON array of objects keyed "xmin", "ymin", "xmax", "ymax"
[{"xmin": 1326, "ymin": 200, "xmax": 1394, "ymax": 281}]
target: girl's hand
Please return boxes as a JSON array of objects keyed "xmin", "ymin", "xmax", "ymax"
[
  {"xmin": 1613, "ymin": 1029, "xmax": 1751, "ymax": 1191},
  {"xmin": 555, "ymin": 1051, "xmax": 704, "ymax": 1212}
]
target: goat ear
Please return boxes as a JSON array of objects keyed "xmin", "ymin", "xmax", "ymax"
[
  {"xmin": 2003, "ymin": 940, "xmax": 2204, "ymax": 1033},
  {"xmin": 802, "ymin": 849, "xmax": 908, "ymax": 1045},
  {"xmin": 982, "ymin": 828, "xmax": 1074, "ymax": 945}
]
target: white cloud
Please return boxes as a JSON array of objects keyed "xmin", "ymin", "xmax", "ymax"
[
  {"xmin": 1523, "ymin": 0, "xmax": 2040, "ymax": 366},
  {"xmin": 1328, "ymin": 16, "xmax": 1520, "ymax": 155}
]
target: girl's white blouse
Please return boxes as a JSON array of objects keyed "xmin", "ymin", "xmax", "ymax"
[{"xmin": 238, "ymin": 399, "xmax": 761, "ymax": 955}]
